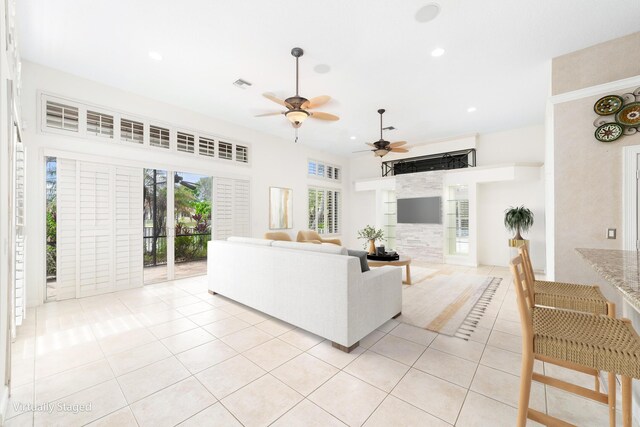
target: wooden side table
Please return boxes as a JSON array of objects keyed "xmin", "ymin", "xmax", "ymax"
[{"xmin": 367, "ymin": 256, "xmax": 412, "ymax": 285}]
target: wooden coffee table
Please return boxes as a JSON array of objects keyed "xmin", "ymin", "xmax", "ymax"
[{"xmin": 367, "ymin": 256, "xmax": 412, "ymax": 285}]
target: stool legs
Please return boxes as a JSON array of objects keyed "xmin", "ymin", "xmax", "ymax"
[
  {"xmin": 609, "ymin": 372, "xmax": 616, "ymax": 427},
  {"xmin": 518, "ymin": 350, "xmax": 535, "ymax": 427},
  {"xmin": 622, "ymin": 376, "xmax": 632, "ymax": 427}
]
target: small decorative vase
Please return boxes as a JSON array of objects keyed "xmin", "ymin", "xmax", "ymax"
[{"xmin": 368, "ymin": 239, "xmax": 376, "ymax": 255}]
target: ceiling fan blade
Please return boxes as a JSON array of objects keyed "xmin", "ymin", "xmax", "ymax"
[
  {"xmin": 352, "ymin": 149, "xmax": 373, "ymax": 153},
  {"xmin": 309, "ymin": 111, "xmax": 340, "ymax": 121},
  {"xmin": 254, "ymin": 111, "xmax": 285, "ymax": 117},
  {"xmin": 390, "ymin": 148, "xmax": 409, "ymax": 153},
  {"xmin": 389, "ymin": 141, "xmax": 407, "ymax": 148},
  {"xmin": 263, "ymin": 93, "xmax": 290, "ymax": 108},
  {"xmin": 365, "ymin": 142, "xmax": 376, "ymax": 147},
  {"xmin": 303, "ymin": 95, "xmax": 331, "ymax": 109}
]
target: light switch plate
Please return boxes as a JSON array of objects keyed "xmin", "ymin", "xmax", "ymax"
[{"xmin": 607, "ymin": 228, "xmax": 616, "ymax": 239}]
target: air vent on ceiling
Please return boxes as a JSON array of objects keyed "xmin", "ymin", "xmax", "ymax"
[{"xmin": 233, "ymin": 79, "xmax": 253, "ymax": 89}]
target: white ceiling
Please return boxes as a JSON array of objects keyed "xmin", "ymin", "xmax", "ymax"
[{"xmin": 17, "ymin": 0, "xmax": 640, "ymax": 156}]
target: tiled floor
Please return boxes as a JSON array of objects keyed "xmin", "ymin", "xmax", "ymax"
[{"xmin": 5, "ymin": 264, "xmax": 626, "ymax": 426}]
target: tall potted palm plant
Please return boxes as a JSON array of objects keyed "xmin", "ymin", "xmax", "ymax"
[{"xmin": 504, "ymin": 205, "xmax": 534, "ymax": 247}]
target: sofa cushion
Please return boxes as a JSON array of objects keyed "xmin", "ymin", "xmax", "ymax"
[
  {"xmin": 347, "ymin": 249, "xmax": 370, "ymax": 273},
  {"xmin": 271, "ymin": 240, "xmax": 348, "ymax": 255},
  {"xmin": 227, "ymin": 237, "xmax": 274, "ymax": 246}
]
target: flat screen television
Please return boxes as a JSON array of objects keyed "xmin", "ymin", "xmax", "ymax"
[{"xmin": 397, "ymin": 197, "xmax": 442, "ymax": 224}]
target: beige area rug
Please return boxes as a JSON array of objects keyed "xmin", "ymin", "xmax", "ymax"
[{"xmin": 397, "ymin": 273, "xmax": 502, "ymax": 339}]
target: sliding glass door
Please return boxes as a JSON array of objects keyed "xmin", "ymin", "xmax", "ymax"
[
  {"xmin": 143, "ymin": 169, "xmax": 212, "ymax": 284},
  {"xmin": 143, "ymin": 169, "xmax": 169, "ymax": 284},
  {"xmin": 173, "ymin": 172, "xmax": 212, "ymax": 280}
]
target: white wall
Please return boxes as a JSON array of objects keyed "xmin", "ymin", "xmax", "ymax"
[
  {"xmin": 476, "ymin": 125, "xmax": 546, "ymax": 269},
  {"xmin": 21, "ymin": 61, "xmax": 350, "ymax": 307},
  {"xmin": 348, "ymin": 124, "xmax": 546, "ymax": 268}
]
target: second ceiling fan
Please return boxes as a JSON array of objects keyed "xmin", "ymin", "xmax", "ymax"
[
  {"xmin": 357, "ymin": 109, "xmax": 409, "ymax": 157},
  {"xmin": 257, "ymin": 47, "xmax": 339, "ymax": 129}
]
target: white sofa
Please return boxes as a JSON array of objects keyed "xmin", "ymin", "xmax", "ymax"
[{"xmin": 207, "ymin": 237, "xmax": 402, "ymax": 352}]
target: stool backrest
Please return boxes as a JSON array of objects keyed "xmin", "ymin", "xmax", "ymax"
[
  {"xmin": 517, "ymin": 244, "xmax": 536, "ymax": 303},
  {"xmin": 510, "ymin": 255, "xmax": 534, "ymax": 345}
]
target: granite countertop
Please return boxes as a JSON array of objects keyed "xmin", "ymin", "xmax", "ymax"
[{"xmin": 576, "ymin": 248, "xmax": 640, "ymax": 311}]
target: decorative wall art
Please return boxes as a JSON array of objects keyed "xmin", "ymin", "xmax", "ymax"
[
  {"xmin": 269, "ymin": 187, "xmax": 293, "ymax": 229},
  {"xmin": 593, "ymin": 87, "xmax": 640, "ymax": 142}
]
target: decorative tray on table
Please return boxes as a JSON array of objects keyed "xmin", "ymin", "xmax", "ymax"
[{"xmin": 367, "ymin": 253, "xmax": 400, "ymax": 261}]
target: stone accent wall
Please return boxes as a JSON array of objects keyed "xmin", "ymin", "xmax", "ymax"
[{"xmin": 395, "ymin": 171, "xmax": 444, "ymax": 263}]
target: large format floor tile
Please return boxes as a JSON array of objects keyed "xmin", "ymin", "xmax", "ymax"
[
  {"xmin": 129, "ymin": 377, "xmax": 216, "ymax": 427},
  {"xmin": 222, "ymin": 374, "xmax": 303, "ymax": 427},
  {"xmin": 196, "ymin": 355, "xmax": 266, "ymax": 399},
  {"xmin": 391, "ymin": 368, "xmax": 467, "ymax": 424},
  {"xmin": 12, "ymin": 266, "xmax": 602, "ymax": 427},
  {"xmin": 309, "ymin": 372, "xmax": 387, "ymax": 427}
]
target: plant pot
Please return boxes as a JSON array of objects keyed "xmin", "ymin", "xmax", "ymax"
[
  {"xmin": 368, "ymin": 240, "xmax": 376, "ymax": 255},
  {"xmin": 508, "ymin": 239, "xmax": 528, "ymax": 248}
]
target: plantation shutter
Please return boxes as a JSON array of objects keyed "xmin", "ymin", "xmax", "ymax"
[
  {"xmin": 13, "ymin": 141, "xmax": 26, "ymax": 327},
  {"xmin": 213, "ymin": 177, "xmax": 250, "ymax": 240},
  {"xmin": 114, "ymin": 167, "xmax": 143, "ymax": 290},
  {"xmin": 46, "ymin": 101, "xmax": 79, "ymax": 132},
  {"xmin": 56, "ymin": 158, "xmax": 79, "ymax": 300},
  {"xmin": 177, "ymin": 132, "xmax": 195, "ymax": 153},
  {"xmin": 78, "ymin": 162, "xmax": 113, "ymax": 297},
  {"xmin": 213, "ymin": 178, "xmax": 233, "ymax": 240},
  {"xmin": 233, "ymin": 179, "xmax": 251, "ymax": 236},
  {"xmin": 57, "ymin": 159, "xmax": 143, "ymax": 299}
]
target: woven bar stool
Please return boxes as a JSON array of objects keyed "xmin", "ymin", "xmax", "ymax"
[
  {"xmin": 518, "ymin": 244, "xmax": 613, "ymax": 316},
  {"xmin": 510, "ymin": 255, "xmax": 640, "ymax": 427}
]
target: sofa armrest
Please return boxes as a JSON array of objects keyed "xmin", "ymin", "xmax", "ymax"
[{"xmin": 348, "ymin": 266, "xmax": 402, "ymax": 345}]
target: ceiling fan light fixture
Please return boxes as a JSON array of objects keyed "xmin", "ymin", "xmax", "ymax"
[
  {"xmin": 374, "ymin": 149, "xmax": 388, "ymax": 157},
  {"xmin": 285, "ymin": 109, "xmax": 309, "ymax": 125}
]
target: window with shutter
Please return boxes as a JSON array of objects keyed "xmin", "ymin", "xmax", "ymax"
[
  {"xmin": 150, "ymin": 125, "xmax": 170, "ymax": 149},
  {"xmin": 177, "ymin": 132, "xmax": 195, "ymax": 153},
  {"xmin": 121, "ymin": 118, "xmax": 144, "ymax": 144},
  {"xmin": 333, "ymin": 167, "xmax": 340, "ymax": 181},
  {"xmin": 317, "ymin": 163, "xmax": 325, "ymax": 178},
  {"xmin": 236, "ymin": 145, "xmax": 248, "ymax": 163},
  {"xmin": 326, "ymin": 166, "xmax": 334, "ymax": 180},
  {"xmin": 307, "ymin": 187, "xmax": 340, "ymax": 235},
  {"xmin": 219, "ymin": 141, "xmax": 232, "ymax": 160},
  {"xmin": 199, "ymin": 137, "xmax": 215, "ymax": 157},
  {"xmin": 87, "ymin": 110, "xmax": 114, "ymax": 138},
  {"xmin": 46, "ymin": 101, "xmax": 79, "ymax": 132},
  {"xmin": 308, "ymin": 160, "xmax": 317, "ymax": 176},
  {"xmin": 213, "ymin": 177, "xmax": 250, "ymax": 240}
]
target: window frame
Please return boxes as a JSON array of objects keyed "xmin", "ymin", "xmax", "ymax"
[
  {"xmin": 308, "ymin": 186, "xmax": 341, "ymax": 235},
  {"xmin": 307, "ymin": 158, "xmax": 341, "ymax": 182}
]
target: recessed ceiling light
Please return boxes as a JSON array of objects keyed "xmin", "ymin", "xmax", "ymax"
[
  {"xmin": 467, "ymin": 107, "xmax": 477, "ymax": 113},
  {"xmin": 314, "ymin": 64, "xmax": 331, "ymax": 74},
  {"xmin": 415, "ymin": 3, "xmax": 440, "ymax": 23},
  {"xmin": 350, "ymin": 136, "xmax": 357, "ymax": 140},
  {"xmin": 431, "ymin": 48, "xmax": 445, "ymax": 57},
  {"xmin": 148, "ymin": 51, "xmax": 163, "ymax": 61}
]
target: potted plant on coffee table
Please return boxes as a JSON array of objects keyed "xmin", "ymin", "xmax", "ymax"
[
  {"xmin": 357, "ymin": 225, "xmax": 385, "ymax": 255},
  {"xmin": 504, "ymin": 205, "xmax": 534, "ymax": 247}
]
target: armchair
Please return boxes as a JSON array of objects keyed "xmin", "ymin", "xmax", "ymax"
[
  {"xmin": 264, "ymin": 231, "xmax": 292, "ymax": 241},
  {"xmin": 296, "ymin": 230, "xmax": 342, "ymax": 246}
]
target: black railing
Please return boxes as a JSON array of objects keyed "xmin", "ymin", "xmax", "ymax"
[
  {"xmin": 143, "ymin": 231, "xmax": 211, "ymax": 267},
  {"xmin": 381, "ymin": 148, "xmax": 477, "ymax": 177}
]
